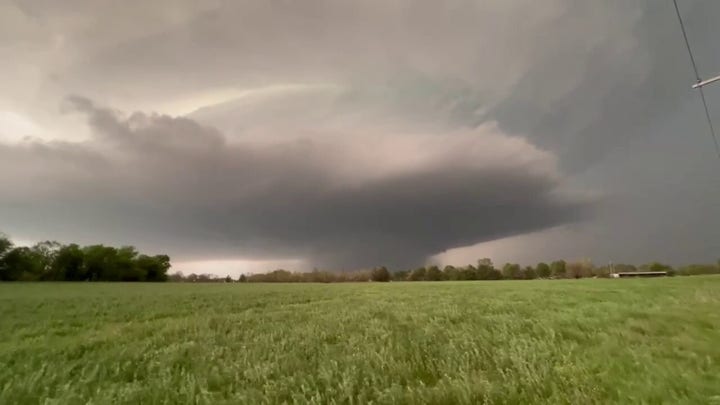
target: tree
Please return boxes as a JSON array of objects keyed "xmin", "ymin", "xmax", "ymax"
[
  {"xmin": 443, "ymin": 265, "xmax": 459, "ymax": 280},
  {"xmin": 490, "ymin": 267, "xmax": 504, "ymax": 280},
  {"xmin": 306, "ymin": 269, "xmax": 330, "ymax": 283},
  {"xmin": 550, "ymin": 260, "xmax": 566, "ymax": 278},
  {"xmin": 409, "ymin": 267, "xmax": 426, "ymax": 281},
  {"xmin": 566, "ymin": 260, "xmax": 594, "ymax": 279},
  {"xmin": 645, "ymin": 262, "xmax": 673, "ymax": 273},
  {"xmin": 502, "ymin": 263, "xmax": 522, "ymax": 280},
  {"xmin": 459, "ymin": 265, "xmax": 478, "ymax": 280},
  {"xmin": 614, "ymin": 263, "xmax": 637, "ymax": 273},
  {"xmin": 593, "ymin": 266, "xmax": 612, "ymax": 278},
  {"xmin": 82, "ymin": 245, "xmax": 117, "ymax": 281},
  {"xmin": 392, "ymin": 270, "xmax": 410, "ymax": 281},
  {"xmin": 370, "ymin": 266, "xmax": 391, "ymax": 282},
  {"xmin": 31, "ymin": 241, "xmax": 61, "ymax": 279},
  {"xmin": 425, "ymin": 265, "xmax": 444, "ymax": 281},
  {"xmin": 136, "ymin": 254, "xmax": 171, "ymax": 281},
  {"xmin": 0, "ymin": 247, "xmax": 45, "ymax": 281},
  {"xmin": 536, "ymin": 262, "xmax": 551, "ymax": 278},
  {"xmin": 476, "ymin": 259, "xmax": 497, "ymax": 280},
  {"xmin": 0, "ymin": 233, "xmax": 171, "ymax": 282},
  {"xmin": 678, "ymin": 264, "xmax": 720, "ymax": 276},
  {"xmin": 0, "ymin": 236, "xmax": 15, "ymax": 280},
  {"xmin": 0, "ymin": 232, "xmax": 13, "ymax": 280},
  {"xmin": 51, "ymin": 244, "xmax": 85, "ymax": 281},
  {"xmin": 0, "ymin": 234, "xmax": 13, "ymax": 257},
  {"xmin": 117, "ymin": 246, "xmax": 142, "ymax": 281},
  {"xmin": 238, "ymin": 274, "xmax": 247, "ymax": 283},
  {"xmin": 257, "ymin": 269, "xmax": 294, "ymax": 282},
  {"xmin": 524, "ymin": 266, "xmax": 538, "ymax": 280}
]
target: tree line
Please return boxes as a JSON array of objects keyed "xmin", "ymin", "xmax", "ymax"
[
  {"xmin": 170, "ymin": 258, "xmax": 720, "ymax": 283},
  {"xmin": 3, "ymin": 231, "xmax": 719, "ymax": 283},
  {"xmin": 0, "ymin": 233, "xmax": 171, "ymax": 281}
]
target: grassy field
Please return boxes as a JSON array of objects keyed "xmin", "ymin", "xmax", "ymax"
[{"xmin": 1, "ymin": 277, "xmax": 720, "ymax": 404}]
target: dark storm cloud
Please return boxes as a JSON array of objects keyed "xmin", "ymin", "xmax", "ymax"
[
  {"xmin": 16, "ymin": 1, "xmax": 647, "ymax": 114},
  {"xmin": 488, "ymin": 0, "xmax": 720, "ymax": 171},
  {"xmin": 0, "ymin": 97, "xmax": 591, "ymax": 268},
  {"xmin": 47, "ymin": 0, "xmax": 712, "ymax": 171},
  {"xmin": 3, "ymin": 0, "xmax": 719, "ymax": 269}
]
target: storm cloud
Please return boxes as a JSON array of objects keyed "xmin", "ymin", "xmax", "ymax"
[
  {"xmin": 0, "ymin": 96, "xmax": 590, "ymax": 268},
  {"xmin": 1, "ymin": 0, "xmax": 719, "ymax": 270}
]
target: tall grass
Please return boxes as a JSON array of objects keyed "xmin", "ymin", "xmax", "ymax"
[{"xmin": 1, "ymin": 277, "xmax": 720, "ymax": 404}]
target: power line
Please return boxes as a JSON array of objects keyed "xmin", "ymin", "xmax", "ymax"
[
  {"xmin": 672, "ymin": 0, "xmax": 720, "ymax": 159},
  {"xmin": 673, "ymin": 0, "xmax": 701, "ymax": 81}
]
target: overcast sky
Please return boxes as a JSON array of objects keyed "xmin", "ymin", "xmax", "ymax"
[{"xmin": 1, "ymin": 0, "xmax": 719, "ymax": 275}]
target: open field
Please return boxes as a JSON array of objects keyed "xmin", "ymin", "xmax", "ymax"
[{"xmin": 1, "ymin": 277, "xmax": 720, "ymax": 404}]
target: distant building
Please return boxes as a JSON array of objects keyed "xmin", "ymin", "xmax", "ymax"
[{"xmin": 610, "ymin": 271, "xmax": 667, "ymax": 278}]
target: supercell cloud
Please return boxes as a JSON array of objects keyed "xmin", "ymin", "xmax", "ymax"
[
  {"xmin": 1, "ymin": 0, "xmax": 719, "ymax": 269},
  {"xmin": 0, "ymin": 95, "xmax": 589, "ymax": 268}
]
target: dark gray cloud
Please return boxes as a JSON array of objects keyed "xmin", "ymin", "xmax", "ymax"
[
  {"xmin": 0, "ymin": 97, "xmax": 590, "ymax": 268},
  {"xmin": 489, "ymin": 1, "xmax": 720, "ymax": 171},
  {"xmin": 2, "ymin": 0, "xmax": 719, "ymax": 270}
]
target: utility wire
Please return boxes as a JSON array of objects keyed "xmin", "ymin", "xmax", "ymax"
[{"xmin": 672, "ymin": 0, "xmax": 720, "ymax": 159}]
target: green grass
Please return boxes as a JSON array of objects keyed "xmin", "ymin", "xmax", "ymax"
[{"xmin": 1, "ymin": 277, "xmax": 720, "ymax": 404}]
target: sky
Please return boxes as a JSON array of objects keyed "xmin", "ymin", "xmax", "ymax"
[{"xmin": 1, "ymin": 0, "xmax": 719, "ymax": 276}]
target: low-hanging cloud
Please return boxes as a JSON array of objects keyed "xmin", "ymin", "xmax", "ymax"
[
  {"xmin": 7, "ymin": 1, "xmax": 716, "ymax": 268},
  {"xmin": 0, "ymin": 96, "xmax": 592, "ymax": 269}
]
